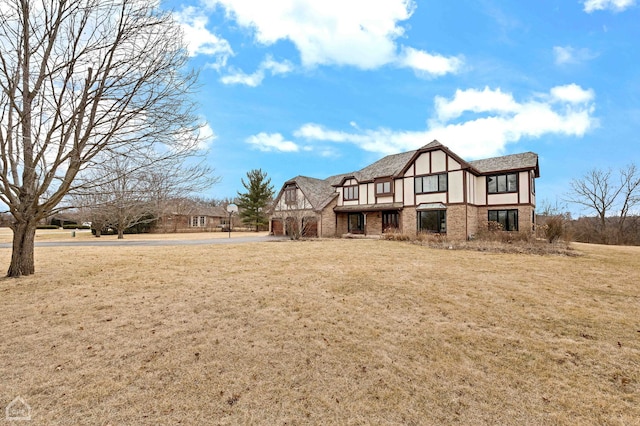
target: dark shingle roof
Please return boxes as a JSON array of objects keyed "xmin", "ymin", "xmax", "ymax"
[
  {"xmin": 277, "ymin": 142, "xmax": 540, "ymax": 209},
  {"xmin": 286, "ymin": 175, "xmax": 338, "ymax": 211},
  {"xmin": 353, "ymin": 150, "xmax": 417, "ymax": 182},
  {"xmin": 469, "ymin": 152, "xmax": 539, "ymax": 175}
]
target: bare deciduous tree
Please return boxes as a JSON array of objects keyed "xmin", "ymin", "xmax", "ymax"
[
  {"xmin": 0, "ymin": 0, "xmax": 205, "ymax": 276},
  {"xmin": 72, "ymin": 154, "xmax": 216, "ymax": 238},
  {"xmin": 566, "ymin": 164, "xmax": 640, "ymax": 244}
]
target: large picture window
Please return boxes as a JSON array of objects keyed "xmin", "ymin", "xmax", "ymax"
[
  {"xmin": 418, "ymin": 210, "xmax": 446, "ymax": 233},
  {"xmin": 488, "ymin": 209, "xmax": 519, "ymax": 231},
  {"xmin": 415, "ymin": 173, "xmax": 447, "ymax": 194},
  {"xmin": 344, "ymin": 185, "xmax": 359, "ymax": 201},
  {"xmin": 487, "ymin": 173, "xmax": 518, "ymax": 194}
]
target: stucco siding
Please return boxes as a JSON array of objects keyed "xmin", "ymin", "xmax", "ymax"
[
  {"xmin": 394, "ymin": 178, "xmax": 404, "ymax": 203},
  {"xmin": 403, "ymin": 178, "xmax": 414, "ymax": 205},
  {"xmin": 448, "ymin": 171, "xmax": 464, "ymax": 203},
  {"xmin": 449, "ymin": 158, "xmax": 461, "ymax": 170},
  {"xmin": 414, "ymin": 153, "xmax": 430, "ymax": 175},
  {"xmin": 416, "ymin": 193, "xmax": 447, "ymax": 205},
  {"xmin": 487, "ymin": 193, "xmax": 519, "ymax": 205},
  {"xmin": 432, "ymin": 151, "xmax": 446, "ymax": 173},
  {"xmin": 475, "ymin": 176, "xmax": 487, "ymax": 206}
]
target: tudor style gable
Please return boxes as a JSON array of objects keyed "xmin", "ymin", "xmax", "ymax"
[{"xmin": 271, "ymin": 140, "xmax": 540, "ymax": 239}]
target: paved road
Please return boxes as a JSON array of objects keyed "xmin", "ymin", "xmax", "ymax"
[{"xmin": 0, "ymin": 235, "xmax": 288, "ymax": 248}]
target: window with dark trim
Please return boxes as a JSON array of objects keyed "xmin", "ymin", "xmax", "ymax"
[
  {"xmin": 415, "ymin": 173, "xmax": 447, "ymax": 194},
  {"xmin": 417, "ymin": 210, "xmax": 446, "ymax": 233},
  {"xmin": 488, "ymin": 209, "xmax": 519, "ymax": 231},
  {"xmin": 284, "ymin": 185, "xmax": 297, "ymax": 204},
  {"xmin": 375, "ymin": 180, "xmax": 393, "ymax": 196},
  {"xmin": 531, "ymin": 173, "xmax": 536, "ymax": 195},
  {"xmin": 344, "ymin": 185, "xmax": 359, "ymax": 201},
  {"xmin": 487, "ymin": 173, "xmax": 518, "ymax": 194},
  {"xmin": 348, "ymin": 213, "xmax": 364, "ymax": 233}
]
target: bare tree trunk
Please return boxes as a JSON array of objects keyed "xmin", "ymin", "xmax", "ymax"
[
  {"xmin": 117, "ymin": 227, "xmax": 125, "ymax": 239},
  {"xmin": 8, "ymin": 220, "xmax": 37, "ymax": 277}
]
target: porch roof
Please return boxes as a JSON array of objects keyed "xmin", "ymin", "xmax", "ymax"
[
  {"xmin": 334, "ymin": 202, "xmax": 403, "ymax": 213},
  {"xmin": 416, "ymin": 203, "xmax": 447, "ymax": 210}
]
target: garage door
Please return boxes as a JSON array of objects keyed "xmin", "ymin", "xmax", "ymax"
[{"xmin": 271, "ymin": 219, "xmax": 284, "ymax": 236}]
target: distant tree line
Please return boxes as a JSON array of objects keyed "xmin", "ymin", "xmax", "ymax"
[{"xmin": 539, "ymin": 163, "xmax": 640, "ymax": 245}]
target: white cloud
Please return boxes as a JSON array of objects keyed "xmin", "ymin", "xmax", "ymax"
[
  {"xmin": 434, "ymin": 87, "xmax": 520, "ymax": 121},
  {"xmin": 197, "ymin": 122, "xmax": 217, "ymax": 150},
  {"xmin": 174, "ymin": 6, "xmax": 233, "ymax": 65},
  {"xmin": 583, "ymin": 0, "xmax": 636, "ymax": 12},
  {"xmin": 295, "ymin": 85, "xmax": 597, "ymax": 159},
  {"xmin": 553, "ymin": 46, "xmax": 598, "ymax": 65},
  {"xmin": 550, "ymin": 84, "xmax": 595, "ymax": 104},
  {"xmin": 397, "ymin": 47, "xmax": 464, "ymax": 77},
  {"xmin": 207, "ymin": 0, "xmax": 462, "ymax": 76},
  {"xmin": 246, "ymin": 132, "xmax": 299, "ymax": 152},
  {"xmin": 220, "ymin": 55, "xmax": 293, "ymax": 87}
]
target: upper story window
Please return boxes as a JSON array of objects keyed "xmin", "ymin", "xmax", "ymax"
[
  {"xmin": 487, "ymin": 173, "xmax": 518, "ymax": 194},
  {"xmin": 284, "ymin": 185, "xmax": 297, "ymax": 204},
  {"xmin": 375, "ymin": 180, "xmax": 392, "ymax": 196},
  {"xmin": 344, "ymin": 185, "xmax": 359, "ymax": 201},
  {"xmin": 415, "ymin": 173, "xmax": 447, "ymax": 194},
  {"xmin": 531, "ymin": 173, "xmax": 536, "ymax": 195}
]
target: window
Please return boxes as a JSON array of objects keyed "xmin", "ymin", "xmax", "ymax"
[
  {"xmin": 487, "ymin": 173, "xmax": 518, "ymax": 194},
  {"xmin": 415, "ymin": 173, "xmax": 447, "ymax": 194},
  {"xmin": 191, "ymin": 216, "xmax": 206, "ymax": 227},
  {"xmin": 382, "ymin": 211, "xmax": 399, "ymax": 232},
  {"xmin": 418, "ymin": 210, "xmax": 446, "ymax": 233},
  {"xmin": 531, "ymin": 173, "xmax": 536, "ymax": 194},
  {"xmin": 348, "ymin": 213, "xmax": 364, "ymax": 233},
  {"xmin": 376, "ymin": 180, "xmax": 392, "ymax": 196},
  {"xmin": 488, "ymin": 209, "xmax": 519, "ymax": 231},
  {"xmin": 284, "ymin": 185, "xmax": 297, "ymax": 204},
  {"xmin": 344, "ymin": 185, "xmax": 359, "ymax": 201}
]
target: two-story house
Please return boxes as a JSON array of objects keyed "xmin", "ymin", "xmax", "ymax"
[{"xmin": 270, "ymin": 140, "xmax": 539, "ymax": 240}]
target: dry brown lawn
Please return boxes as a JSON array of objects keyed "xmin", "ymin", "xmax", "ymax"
[{"xmin": 1, "ymin": 239, "xmax": 638, "ymax": 425}]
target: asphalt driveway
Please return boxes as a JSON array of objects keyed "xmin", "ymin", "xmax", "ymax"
[{"xmin": 0, "ymin": 235, "xmax": 287, "ymax": 248}]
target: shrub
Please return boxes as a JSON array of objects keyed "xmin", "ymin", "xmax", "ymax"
[
  {"xmin": 62, "ymin": 224, "xmax": 90, "ymax": 229},
  {"xmin": 381, "ymin": 230, "xmax": 411, "ymax": 241},
  {"xmin": 542, "ymin": 216, "xmax": 563, "ymax": 243}
]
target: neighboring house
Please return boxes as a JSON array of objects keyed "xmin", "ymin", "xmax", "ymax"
[
  {"xmin": 270, "ymin": 140, "xmax": 539, "ymax": 239},
  {"xmin": 154, "ymin": 201, "xmax": 229, "ymax": 233}
]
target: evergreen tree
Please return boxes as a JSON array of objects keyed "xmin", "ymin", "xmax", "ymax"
[{"xmin": 236, "ymin": 169, "xmax": 275, "ymax": 231}]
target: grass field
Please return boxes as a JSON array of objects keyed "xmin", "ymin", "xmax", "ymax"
[{"xmin": 1, "ymin": 238, "xmax": 638, "ymax": 425}]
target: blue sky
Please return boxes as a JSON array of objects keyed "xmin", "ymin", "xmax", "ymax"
[{"xmin": 160, "ymin": 0, "xmax": 640, "ymax": 214}]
